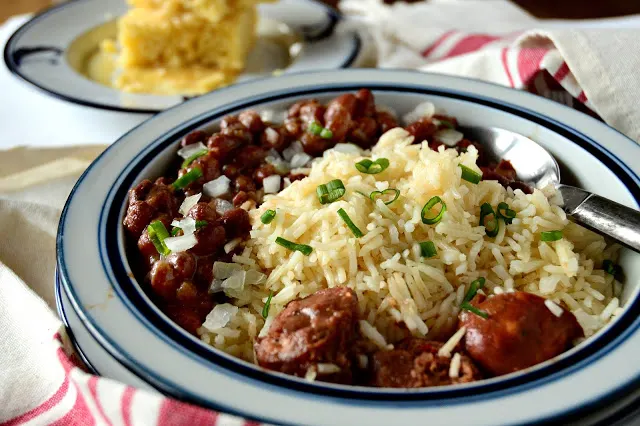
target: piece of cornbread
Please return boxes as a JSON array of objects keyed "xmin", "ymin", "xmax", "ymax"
[
  {"xmin": 118, "ymin": 7, "xmax": 257, "ymax": 70},
  {"xmin": 115, "ymin": 66, "xmax": 237, "ymax": 95},
  {"xmin": 126, "ymin": 0, "xmax": 270, "ymax": 23}
]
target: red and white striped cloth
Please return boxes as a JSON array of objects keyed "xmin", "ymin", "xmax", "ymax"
[{"xmin": 3, "ymin": 1, "xmax": 640, "ymax": 425}]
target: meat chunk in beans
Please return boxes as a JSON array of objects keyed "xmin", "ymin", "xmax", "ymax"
[
  {"xmin": 255, "ymin": 287, "xmax": 359, "ymax": 384},
  {"xmin": 371, "ymin": 340, "xmax": 482, "ymax": 388},
  {"xmin": 460, "ymin": 292, "xmax": 584, "ymax": 376}
]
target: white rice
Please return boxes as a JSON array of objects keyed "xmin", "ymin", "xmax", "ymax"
[{"xmin": 197, "ymin": 128, "xmax": 623, "ymax": 361}]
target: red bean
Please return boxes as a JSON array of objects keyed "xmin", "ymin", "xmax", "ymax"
[
  {"xmin": 355, "ymin": 89, "xmax": 376, "ymax": 118},
  {"xmin": 137, "ymin": 228, "xmax": 159, "ymax": 266},
  {"xmin": 191, "ymin": 224, "xmax": 226, "ymax": 256},
  {"xmin": 234, "ymin": 175, "xmax": 256, "ymax": 193},
  {"xmin": 176, "ymin": 281, "xmax": 198, "ymax": 302},
  {"xmin": 232, "ymin": 191, "xmax": 249, "ymax": 207},
  {"xmin": 129, "ymin": 180, "xmax": 153, "ymax": 203},
  {"xmin": 238, "ymin": 110, "xmax": 265, "ymax": 134},
  {"xmin": 260, "ymin": 126, "xmax": 290, "ymax": 152},
  {"xmin": 189, "ymin": 151, "xmax": 221, "ymax": 182},
  {"xmin": 123, "ymin": 200, "xmax": 155, "ymax": 237},
  {"xmin": 234, "ymin": 146, "xmax": 267, "ymax": 170},
  {"xmin": 406, "ymin": 117, "xmax": 437, "ymax": 144},
  {"xmin": 253, "ymin": 164, "xmax": 277, "ymax": 185},
  {"xmin": 325, "ymin": 94, "xmax": 357, "ymax": 141},
  {"xmin": 222, "ymin": 163, "xmax": 240, "ymax": 179},
  {"xmin": 349, "ymin": 117, "xmax": 378, "ymax": 148},
  {"xmin": 207, "ymin": 134, "xmax": 245, "ymax": 162},
  {"xmin": 300, "ymin": 132, "xmax": 333, "ymax": 156},
  {"xmin": 299, "ymin": 101, "xmax": 326, "ymax": 125},
  {"xmin": 283, "ymin": 118, "xmax": 304, "ymax": 139},
  {"xmin": 150, "ymin": 260, "xmax": 181, "ymax": 300},
  {"xmin": 187, "ymin": 202, "xmax": 218, "ymax": 223},
  {"xmin": 376, "ymin": 111, "xmax": 398, "ymax": 134},
  {"xmin": 180, "ymin": 130, "xmax": 208, "ymax": 147},
  {"xmin": 221, "ymin": 208, "xmax": 251, "ymax": 239}
]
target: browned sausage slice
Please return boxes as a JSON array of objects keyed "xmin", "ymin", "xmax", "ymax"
[
  {"xmin": 460, "ymin": 292, "xmax": 584, "ymax": 376},
  {"xmin": 254, "ymin": 287, "xmax": 359, "ymax": 384},
  {"xmin": 371, "ymin": 339, "xmax": 482, "ymax": 388}
]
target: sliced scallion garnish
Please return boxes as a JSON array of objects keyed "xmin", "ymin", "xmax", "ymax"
[
  {"xmin": 147, "ymin": 220, "xmax": 171, "ymax": 256},
  {"xmin": 355, "ymin": 158, "xmax": 390, "ymax": 174},
  {"xmin": 308, "ymin": 122, "xmax": 323, "ymax": 136},
  {"xmin": 171, "ymin": 220, "xmax": 207, "ymax": 237},
  {"xmin": 602, "ymin": 260, "xmax": 620, "ymax": 276},
  {"xmin": 461, "ymin": 302, "xmax": 489, "ymax": 319},
  {"xmin": 419, "ymin": 241, "xmax": 437, "ymax": 258},
  {"xmin": 497, "ymin": 202, "xmax": 516, "ymax": 224},
  {"xmin": 181, "ymin": 149, "xmax": 208, "ymax": 169},
  {"xmin": 317, "ymin": 179, "xmax": 346, "ymax": 204},
  {"xmin": 337, "ymin": 208, "xmax": 364, "ymax": 238},
  {"xmin": 370, "ymin": 188, "xmax": 400, "ymax": 205},
  {"xmin": 275, "ymin": 237, "xmax": 313, "ymax": 256},
  {"xmin": 479, "ymin": 203, "xmax": 499, "ymax": 237},
  {"xmin": 421, "ymin": 196, "xmax": 446, "ymax": 225},
  {"xmin": 261, "ymin": 209, "xmax": 276, "ymax": 224},
  {"xmin": 463, "ymin": 277, "xmax": 486, "ymax": 303},
  {"xmin": 459, "ymin": 165, "xmax": 482, "ymax": 184},
  {"xmin": 320, "ymin": 128, "xmax": 333, "ymax": 139},
  {"xmin": 262, "ymin": 291, "xmax": 273, "ymax": 319},
  {"xmin": 540, "ymin": 230, "xmax": 563, "ymax": 242},
  {"xmin": 172, "ymin": 167, "xmax": 203, "ymax": 190}
]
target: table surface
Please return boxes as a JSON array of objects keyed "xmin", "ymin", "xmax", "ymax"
[{"xmin": 3, "ymin": 0, "xmax": 640, "ymax": 23}]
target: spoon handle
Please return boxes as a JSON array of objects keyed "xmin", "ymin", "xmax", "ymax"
[{"xmin": 558, "ymin": 185, "xmax": 640, "ymax": 253}]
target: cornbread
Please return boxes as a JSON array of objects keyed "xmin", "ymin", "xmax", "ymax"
[
  {"xmin": 115, "ymin": 66, "xmax": 234, "ymax": 96},
  {"xmin": 127, "ymin": 0, "xmax": 268, "ymax": 23},
  {"xmin": 118, "ymin": 7, "xmax": 257, "ymax": 70}
]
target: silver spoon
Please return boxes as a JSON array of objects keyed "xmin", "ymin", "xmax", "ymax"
[{"xmin": 459, "ymin": 126, "xmax": 640, "ymax": 253}]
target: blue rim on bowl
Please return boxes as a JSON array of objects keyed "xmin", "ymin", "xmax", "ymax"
[
  {"xmin": 3, "ymin": 0, "xmax": 361, "ymax": 114},
  {"xmin": 56, "ymin": 70, "xmax": 640, "ymax": 426}
]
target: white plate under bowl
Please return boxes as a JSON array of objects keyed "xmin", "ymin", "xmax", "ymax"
[
  {"xmin": 3, "ymin": 0, "xmax": 360, "ymax": 113},
  {"xmin": 57, "ymin": 69, "xmax": 640, "ymax": 426}
]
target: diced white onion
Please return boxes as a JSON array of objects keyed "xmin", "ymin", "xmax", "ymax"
[
  {"xmin": 449, "ymin": 353, "xmax": 461, "ymax": 378},
  {"xmin": 331, "ymin": 143, "xmax": 363, "ymax": 155},
  {"xmin": 290, "ymin": 167, "xmax": 311, "ymax": 176},
  {"xmin": 178, "ymin": 193, "xmax": 201, "ymax": 216},
  {"xmin": 245, "ymin": 269, "xmax": 267, "ymax": 285},
  {"xmin": 283, "ymin": 141, "xmax": 303, "ymax": 161},
  {"xmin": 263, "ymin": 175, "xmax": 281, "ymax": 194},
  {"xmin": 264, "ymin": 127, "xmax": 280, "ymax": 144},
  {"xmin": 316, "ymin": 363, "xmax": 341, "ymax": 374},
  {"xmin": 544, "ymin": 299, "xmax": 564, "ymax": 317},
  {"xmin": 224, "ymin": 237, "xmax": 242, "ymax": 254},
  {"xmin": 203, "ymin": 175, "xmax": 231, "ymax": 198},
  {"xmin": 202, "ymin": 303, "xmax": 238, "ymax": 331},
  {"xmin": 357, "ymin": 354, "xmax": 368, "ymax": 369},
  {"xmin": 283, "ymin": 177, "xmax": 292, "ymax": 188},
  {"xmin": 434, "ymin": 129, "xmax": 464, "ymax": 146},
  {"xmin": 209, "ymin": 279, "xmax": 224, "ymax": 294},
  {"xmin": 213, "ymin": 262, "xmax": 243, "ymax": 279},
  {"xmin": 260, "ymin": 110, "xmax": 286, "ymax": 124},
  {"xmin": 212, "ymin": 198, "xmax": 233, "ymax": 215},
  {"xmin": 222, "ymin": 270, "xmax": 246, "ymax": 291},
  {"xmin": 164, "ymin": 233, "xmax": 197, "ymax": 252},
  {"xmin": 177, "ymin": 142, "xmax": 207, "ymax": 159},
  {"xmin": 402, "ymin": 101, "xmax": 435, "ymax": 125},
  {"xmin": 171, "ymin": 217, "xmax": 197, "ymax": 236},
  {"xmin": 290, "ymin": 152, "xmax": 312, "ymax": 169},
  {"xmin": 304, "ymin": 368, "xmax": 317, "ymax": 382}
]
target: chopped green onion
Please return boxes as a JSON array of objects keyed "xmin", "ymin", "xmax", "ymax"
[
  {"xmin": 308, "ymin": 121, "xmax": 323, "ymax": 136},
  {"xmin": 463, "ymin": 277, "xmax": 486, "ymax": 303},
  {"xmin": 172, "ymin": 167, "xmax": 203, "ymax": 190},
  {"xmin": 459, "ymin": 165, "xmax": 482, "ymax": 184},
  {"xmin": 337, "ymin": 208, "xmax": 364, "ymax": 238},
  {"xmin": 461, "ymin": 302, "xmax": 489, "ymax": 319},
  {"xmin": 355, "ymin": 158, "xmax": 390, "ymax": 174},
  {"xmin": 262, "ymin": 291, "xmax": 273, "ymax": 319},
  {"xmin": 275, "ymin": 237, "xmax": 313, "ymax": 256},
  {"xmin": 421, "ymin": 196, "xmax": 447, "ymax": 225},
  {"xmin": 419, "ymin": 241, "xmax": 437, "ymax": 258},
  {"xmin": 540, "ymin": 230, "xmax": 563, "ymax": 242},
  {"xmin": 370, "ymin": 188, "xmax": 400, "ymax": 205},
  {"xmin": 261, "ymin": 209, "xmax": 276, "ymax": 224},
  {"xmin": 497, "ymin": 202, "xmax": 516, "ymax": 224},
  {"xmin": 181, "ymin": 149, "xmax": 208, "ymax": 168},
  {"xmin": 316, "ymin": 179, "xmax": 346, "ymax": 204},
  {"xmin": 171, "ymin": 227, "xmax": 181, "ymax": 237},
  {"xmin": 479, "ymin": 203, "xmax": 499, "ymax": 237},
  {"xmin": 602, "ymin": 260, "xmax": 620, "ymax": 276},
  {"xmin": 319, "ymin": 128, "xmax": 333, "ymax": 139},
  {"xmin": 147, "ymin": 220, "xmax": 171, "ymax": 256}
]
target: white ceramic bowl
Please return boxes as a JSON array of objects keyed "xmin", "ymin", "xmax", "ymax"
[{"xmin": 56, "ymin": 70, "xmax": 640, "ymax": 425}]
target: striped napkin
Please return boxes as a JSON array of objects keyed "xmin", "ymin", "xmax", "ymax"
[{"xmin": 3, "ymin": 1, "xmax": 640, "ymax": 425}]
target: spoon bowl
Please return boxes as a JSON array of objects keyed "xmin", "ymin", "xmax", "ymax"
[{"xmin": 459, "ymin": 125, "xmax": 640, "ymax": 253}]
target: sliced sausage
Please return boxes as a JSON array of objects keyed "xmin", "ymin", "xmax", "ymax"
[
  {"xmin": 460, "ymin": 292, "xmax": 584, "ymax": 376},
  {"xmin": 254, "ymin": 287, "xmax": 359, "ymax": 384},
  {"xmin": 371, "ymin": 339, "xmax": 481, "ymax": 388}
]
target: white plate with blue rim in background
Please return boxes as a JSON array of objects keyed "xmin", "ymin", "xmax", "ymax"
[
  {"xmin": 56, "ymin": 69, "xmax": 640, "ymax": 425},
  {"xmin": 4, "ymin": 0, "xmax": 361, "ymax": 114}
]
